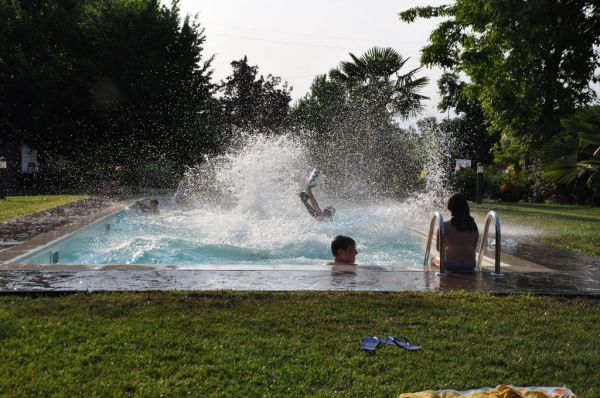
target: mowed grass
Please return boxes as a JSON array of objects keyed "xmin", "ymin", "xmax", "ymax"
[
  {"xmin": 0, "ymin": 195, "xmax": 88, "ymax": 223},
  {"xmin": 0, "ymin": 291, "xmax": 598, "ymax": 397},
  {"xmin": 471, "ymin": 201, "xmax": 600, "ymax": 256}
]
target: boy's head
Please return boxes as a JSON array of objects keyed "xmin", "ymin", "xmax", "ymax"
[
  {"xmin": 331, "ymin": 235, "xmax": 357, "ymax": 264},
  {"xmin": 149, "ymin": 199, "xmax": 159, "ymax": 208}
]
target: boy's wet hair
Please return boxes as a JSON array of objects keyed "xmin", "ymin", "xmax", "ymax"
[{"xmin": 331, "ymin": 235, "xmax": 355, "ymax": 256}]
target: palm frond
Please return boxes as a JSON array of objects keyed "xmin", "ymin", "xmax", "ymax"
[
  {"xmin": 544, "ymin": 159, "xmax": 582, "ymax": 185},
  {"xmin": 586, "ymin": 169, "xmax": 600, "ymax": 191},
  {"xmin": 561, "ymin": 105, "xmax": 600, "ymax": 147}
]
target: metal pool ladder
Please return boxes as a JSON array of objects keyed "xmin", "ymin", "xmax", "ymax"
[
  {"xmin": 477, "ymin": 210, "xmax": 504, "ymax": 278},
  {"xmin": 423, "ymin": 212, "xmax": 446, "ymax": 275},
  {"xmin": 423, "ymin": 210, "xmax": 504, "ymax": 278}
]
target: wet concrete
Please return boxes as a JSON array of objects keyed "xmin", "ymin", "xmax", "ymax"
[
  {"xmin": 506, "ymin": 237, "xmax": 600, "ymax": 285},
  {"xmin": 0, "ymin": 199, "xmax": 113, "ymax": 247},
  {"xmin": 0, "ymin": 268, "xmax": 598, "ymax": 295}
]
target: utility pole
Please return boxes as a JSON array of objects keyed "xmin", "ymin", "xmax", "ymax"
[
  {"xmin": 476, "ymin": 162, "xmax": 484, "ymax": 204},
  {"xmin": 0, "ymin": 157, "xmax": 7, "ymax": 200}
]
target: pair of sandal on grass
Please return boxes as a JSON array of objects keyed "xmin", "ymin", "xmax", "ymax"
[{"xmin": 360, "ymin": 336, "xmax": 421, "ymax": 353}]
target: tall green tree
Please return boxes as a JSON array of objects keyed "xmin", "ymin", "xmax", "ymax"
[
  {"xmin": 329, "ymin": 47, "xmax": 428, "ymax": 150},
  {"xmin": 437, "ymin": 73, "xmax": 496, "ymax": 166},
  {"xmin": 0, "ymin": 0, "xmax": 220, "ymax": 169},
  {"xmin": 219, "ymin": 56, "xmax": 292, "ymax": 134},
  {"xmin": 288, "ymin": 47, "xmax": 429, "ymax": 196},
  {"xmin": 400, "ymin": 1, "xmax": 600, "ymax": 162}
]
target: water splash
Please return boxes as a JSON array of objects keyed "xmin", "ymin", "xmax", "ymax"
[
  {"xmin": 156, "ymin": 131, "xmax": 450, "ymax": 267},
  {"xmin": 26, "ymin": 131, "xmax": 453, "ymax": 268}
]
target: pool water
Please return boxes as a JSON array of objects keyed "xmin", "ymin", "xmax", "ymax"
[
  {"xmin": 18, "ymin": 133, "xmax": 445, "ymax": 270},
  {"xmin": 19, "ymin": 201, "xmax": 427, "ymax": 270}
]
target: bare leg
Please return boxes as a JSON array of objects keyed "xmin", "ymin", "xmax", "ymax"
[
  {"xmin": 300, "ymin": 192, "xmax": 320, "ymax": 218},
  {"xmin": 305, "ymin": 185, "xmax": 323, "ymax": 215}
]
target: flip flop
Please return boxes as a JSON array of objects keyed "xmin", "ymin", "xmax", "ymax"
[
  {"xmin": 360, "ymin": 336, "xmax": 384, "ymax": 353},
  {"xmin": 385, "ymin": 335, "xmax": 421, "ymax": 351}
]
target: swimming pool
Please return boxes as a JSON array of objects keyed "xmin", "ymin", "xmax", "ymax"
[{"xmin": 13, "ymin": 201, "xmax": 427, "ymax": 270}]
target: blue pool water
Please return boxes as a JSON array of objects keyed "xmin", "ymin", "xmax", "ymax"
[
  {"xmin": 17, "ymin": 134, "xmax": 443, "ymax": 270},
  {"xmin": 18, "ymin": 202, "xmax": 427, "ymax": 270}
]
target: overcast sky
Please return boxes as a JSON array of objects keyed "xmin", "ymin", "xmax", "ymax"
[{"xmin": 171, "ymin": 0, "xmax": 451, "ymax": 124}]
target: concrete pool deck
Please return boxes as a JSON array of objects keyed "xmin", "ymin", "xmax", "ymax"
[
  {"xmin": 0, "ymin": 267, "xmax": 598, "ymax": 294},
  {"xmin": 1, "ymin": 247, "xmax": 597, "ymax": 295},
  {"xmin": 0, "ymin": 199, "xmax": 598, "ymax": 294}
]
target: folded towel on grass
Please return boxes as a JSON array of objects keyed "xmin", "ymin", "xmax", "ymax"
[{"xmin": 398, "ymin": 384, "xmax": 576, "ymax": 398}]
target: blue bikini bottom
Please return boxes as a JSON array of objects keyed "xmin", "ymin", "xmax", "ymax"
[{"xmin": 445, "ymin": 262, "xmax": 476, "ymax": 271}]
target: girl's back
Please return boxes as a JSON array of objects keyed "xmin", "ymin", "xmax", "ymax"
[{"xmin": 444, "ymin": 220, "xmax": 478, "ymax": 264}]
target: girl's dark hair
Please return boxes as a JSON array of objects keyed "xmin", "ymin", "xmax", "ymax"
[{"xmin": 447, "ymin": 193, "xmax": 478, "ymax": 233}]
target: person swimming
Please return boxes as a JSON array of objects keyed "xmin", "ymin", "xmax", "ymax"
[
  {"xmin": 134, "ymin": 199, "xmax": 160, "ymax": 215},
  {"xmin": 327, "ymin": 235, "xmax": 358, "ymax": 267}
]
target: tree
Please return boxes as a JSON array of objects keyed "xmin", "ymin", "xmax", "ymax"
[
  {"xmin": 329, "ymin": 47, "xmax": 428, "ymax": 150},
  {"xmin": 400, "ymin": 1, "xmax": 600, "ymax": 161},
  {"xmin": 0, "ymin": 0, "xmax": 220, "ymax": 171},
  {"xmin": 544, "ymin": 105, "xmax": 600, "ymax": 203},
  {"xmin": 288, "ymin": 47, "xmax": 429, "ymax": 196},
  {"xmin": 219, "ymin": 56, "xmax": 292, "ymax": 133},
  {"xmin": 437, "ymin": 73, "xmax": 496, "ymax": 166}
]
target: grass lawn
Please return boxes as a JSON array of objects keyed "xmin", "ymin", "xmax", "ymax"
[
  {"xmin": 470, "ymin": 201, "xmax": 600, "ymax": 257},
  {"xmin": 0, "ymin": 291, "xmax": 598, "ymax": 397},
  {"xmin": 0, "ymin": 195, "xmax": 88, "ymax": 223}
]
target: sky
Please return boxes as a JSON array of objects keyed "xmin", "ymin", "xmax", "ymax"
[{"xmin": 170, "ymin": 0, "xmax": 451, "ymax": 124}]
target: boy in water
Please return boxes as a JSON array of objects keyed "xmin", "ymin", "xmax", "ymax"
[
  {"xmin": 299, "ymin": 185, "xmax": 335, "ymax": 221},
  {"xmin": 328, "ymin": 235, "xmax": 358, "ymax": 269},
  {"xmin": 135, "ymin": 199, "xmax": 160, "ymax": 215}
]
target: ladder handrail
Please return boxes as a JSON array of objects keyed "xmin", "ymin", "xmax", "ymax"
[
  {"xmin": 476, "ymin": 210, "xmax": 504, "ymax": 277},
  {"xmin": 423, "ymin": 212, "xmax": 446, "ymax": 275}
]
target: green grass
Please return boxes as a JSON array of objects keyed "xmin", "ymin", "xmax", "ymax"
[
  {"xmin": 471, "ymin": 201, "xmax": 600, "ymax": 256},
  {"xmin": 0, "ymin": 291, "xmax": 598, "ymax": 397},
  {"xmin": 0, "ymin": 195, "xmax": 88, "ymax": 223}
]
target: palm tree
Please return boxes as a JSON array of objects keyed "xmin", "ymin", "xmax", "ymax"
[
  {"xmin": 330, "ymin": 47, "xmax": 428, "ymax": 117},
  {"xmin": 544, "ymin": 105, "xmax": 600, "ymax": 201},
  {"xmin": 329, "ymin": 47, "xmax": 428, "ymax": 148}
]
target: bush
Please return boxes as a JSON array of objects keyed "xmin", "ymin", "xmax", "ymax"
[
  {"xmin": 23, "ymin": 158, "xmax": 182, "ymax": 194},
  {"xmin": 448, "ymin": 167, "xmax": 477, "ymax": 200},
  {"xmin": 527, "ymin": 160, "xmax": 558, "ymax": 202},
  {"xmin": 119, "ymin": 160, "xmax": 180, "ymax": 189},
  {"xmin": 482, "ymin": 167, "xmax": 530, "ymax": 202}
]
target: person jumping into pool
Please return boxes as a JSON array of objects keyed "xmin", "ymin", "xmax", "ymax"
[
  {"xmin": 431, "ymin": 193, "xmax": 479, "ymax": 271},
  {"xmin": 299, "ymin": 168, "xmax": 335, "ymax": 221},
  {"xmin": 328, "ymin": 235, "xmax": 358, "ymax": 268}
]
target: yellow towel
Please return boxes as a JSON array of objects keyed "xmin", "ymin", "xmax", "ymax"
[{"xmin": 399, "ymin": 384, "xmax": 577, "ymax": 398}]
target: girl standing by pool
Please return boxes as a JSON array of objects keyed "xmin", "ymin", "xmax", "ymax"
[{"xmin": 432, "ymin": 193, "xmax": 479, "ymax": 271}]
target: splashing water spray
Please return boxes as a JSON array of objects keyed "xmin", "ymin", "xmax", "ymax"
[
  {"xmin": 85, "ymin": 123, "xmax": 454, "ymax": 267},
  {"xmin": 154, "ymin": 126, "xmax": 455, "ymax": 268}
]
